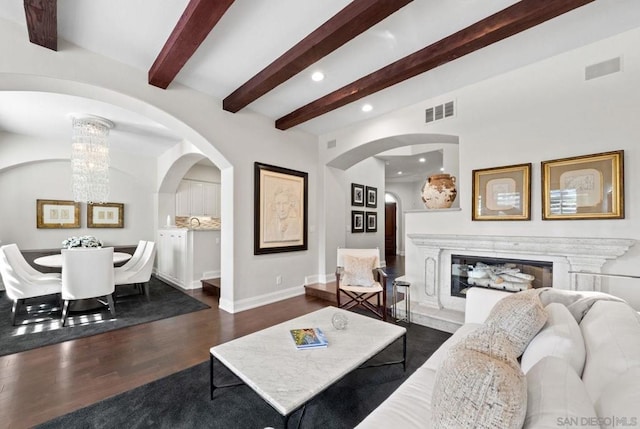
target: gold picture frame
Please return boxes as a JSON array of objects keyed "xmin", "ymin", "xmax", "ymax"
[
  {"xmin": 88, "ymin": 202, "xmax": 125, "ymax": 228},
  {"xmin": 472, "ymin": 163, "xmax": 531, "ymax": 221},
  {"xmin": 542, "ymin": 150, "xmax": 624, "ymax": 220},
  {"xmin": 36, "ymin": 199, "xmax": 81, "ymax": 228},
  {"xmin": 254, "ymin": 162, "xmax": 308, "ymax": 254}
]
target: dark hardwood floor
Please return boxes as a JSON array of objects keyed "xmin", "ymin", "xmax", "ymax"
[
  {"xmin": 0, "ymin": 286, "xmax": 331, "ymax": 428},
  {"xmin": 0, "ymin": 257, "xmax": 405, "ymax": 428}
]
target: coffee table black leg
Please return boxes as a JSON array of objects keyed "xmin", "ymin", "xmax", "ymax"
[
  {"xmin": 210, "ymin": 353, "xmax": 246, "ymax": 400},
  {"xmin": 210, "ymin": 354, "xmax": 215, "ymax": 400},
  {"xmin": 283, "ymin": 404, "xmax": 306, "ymax": 429},
  {"xmin": 402, "ymin": 332, "xmax": 407, "ymax": 372}
]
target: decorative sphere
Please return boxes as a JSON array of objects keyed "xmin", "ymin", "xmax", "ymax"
[{"xmin": 332, "ymin": 312, "xmax": 349, "ymax": 330}]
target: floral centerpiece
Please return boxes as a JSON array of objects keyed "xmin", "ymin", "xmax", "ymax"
[{"xmin": 62, "ymin": 235, "xmax": 103, "ymax": 249}]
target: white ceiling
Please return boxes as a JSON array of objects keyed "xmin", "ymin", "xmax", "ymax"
[{"xmin": 1, "ymin": 0, "xmax": 640, "ymax": 164}]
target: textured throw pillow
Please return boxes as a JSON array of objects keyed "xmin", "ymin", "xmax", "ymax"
[
  {"xmin": 455, "ymin": 323, "xmax": 521, "ymax": 363},
  {"xmin": 520, "ymin": 303, "xmax": 586, "ymax": 376},
  {"xmin": 341, "ymin": 255, "xmax": 376, "ymax": 287},
  {"xmin": 524, "ymin": 356, "xmax": 597, "ymax": 429},
  {"xmin": 432, "ymin": 348, "xmax": 527, "ymax": 429},
  {"xmin": 485, "ymin": 291, "xmax": 548, "ymax": 356}
]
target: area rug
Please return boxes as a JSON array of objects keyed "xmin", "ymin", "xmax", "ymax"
[
  {"xmin": 0, "ymin": 277, "xmax": 210, "ymax": 357},
  {"xmin": 38, "ymin": 323, "xmax": 451, "ymax": 429}
]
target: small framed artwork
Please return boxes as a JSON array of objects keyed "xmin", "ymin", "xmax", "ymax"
[
  {"xmin": 365, "ymin": 186, "xmax": 377, "ymax": 208},
  {"xmin": 88, "ymin": 202, "xmax": 124, "ymax": 228},
  {"xmin": 351, "ymin": 183, "xmax": 364, "ymax": 206},
  {"xmin": 472, "ymin": 163, "xmax": 531, "ymax": 221},
  {"xmin": 254, "ymin": 162, "xmax": 308, "ymax": 254},
  {"xmin": 365, "ymin": 211, "xmax": 377, "ymax": 232},
  {"xmin": 542, "ymin": 150, "xmax": 624, "ymax": 220},
  {"xmin": 351, "ymin": 210, "xmax": 365, "ymax": 233},
  {"xmin": 36, "ymin": 199, "xmax": 80, "ymax": 228}
]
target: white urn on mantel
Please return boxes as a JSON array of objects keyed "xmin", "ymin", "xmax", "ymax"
[{"xmin": 421, "ymin": 173, "xmax": 457, "ymax": 209}]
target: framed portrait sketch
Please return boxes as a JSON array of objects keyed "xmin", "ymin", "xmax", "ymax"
[
  {"xmin": 36, "ymin": 199, "xmax": 80, "ymax": 228},
  {"xmin": 254, "ymin": 162, "xmax": 308, "ymax": 254},
  {"xmin": 351, "ymin": 210, "xmax": 364, "ymax": 233},
  {"xmin": 351, "ymin": 183, "xmax": 364, "ymax": 206},
  {"xmin": 541, "ymin": 150, "xmax": 624, "ymax": 220},
  {"xmin": 365, "ymin": 186, "xmax": 377, "ymax": 208},
  {"xmin": 472, "ymin": 163, "xmax": 531, "ymax": 221},
  {"xmin": 88, "ymin": 202, "xmax": 124, "ymax": 228},
  {"xmin": 365, "ymin": 211, "xmax": 377, "ymax": 232}
]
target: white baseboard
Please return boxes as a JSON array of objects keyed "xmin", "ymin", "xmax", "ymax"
[
  {"xmin": 153, "ymin": 272, "xmax": 199, "ymax": 290},
  {"xmin": 306, "ymin": 273, "xmax": 336, "ymax": 284},
  {"xmin": 221, "ymin": 285, "xmax": 306, "ymax": 313},
  {"xmin": 201, "ymin": 270, "xmax": 220, "ymax": 279}
]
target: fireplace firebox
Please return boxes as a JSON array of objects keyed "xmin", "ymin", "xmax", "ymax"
[{"xmin": 451, "ymin": 254, "xmax": 553, "ymax": 298}]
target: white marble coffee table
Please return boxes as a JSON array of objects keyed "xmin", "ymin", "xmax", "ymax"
[{"xmin": 209, "ymin": 306, "xmax": 406, "ymax": 426}]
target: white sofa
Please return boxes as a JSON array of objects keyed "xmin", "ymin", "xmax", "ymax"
[{"xmin": 357, "ymin": 287, "xmax": 640, "ymax": 428}]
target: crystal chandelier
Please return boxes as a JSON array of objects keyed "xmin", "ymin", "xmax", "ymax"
[{"xmin": 70, "ymin": 116, "xmax": 114, "ymax": 203}]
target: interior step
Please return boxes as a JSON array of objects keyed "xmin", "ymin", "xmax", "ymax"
[
  {"xmin": 304, "ymin": 282, "xmax": 337, "ymax": 303},
  {"xmin": 201, "ymin": 278, "xmax": 220, "ymax": 297}
]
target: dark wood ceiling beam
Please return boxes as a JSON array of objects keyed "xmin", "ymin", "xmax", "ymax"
[
  {"xmin": 23, "ymin": 0, "xmax": 57, "ymax": 51},
  {"xmin": 276, "ymin": 0, "xmax": 594, "ymax": 130},
  {"xmin": 149, "ymin": 0, "xmax": 235, "ymax": 89},
  {"xmin": 223, "ymin": 0, "xmax": 413, "ymax": 113}
]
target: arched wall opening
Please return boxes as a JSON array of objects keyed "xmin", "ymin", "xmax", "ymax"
[
  {"xmin": 0, "ymin": 75, "xmax": 234, "ymax": 305},
  {"xmin": 321, "ymin": 133, "xmax": 460, "ymax": 276}
]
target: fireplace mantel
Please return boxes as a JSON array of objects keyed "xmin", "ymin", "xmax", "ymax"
[
  {"xmin": 404, "ymin": 234, "xmax": 636, "ymax": 332},
  {"xmin": 407, "ymin": 234, "xmax": 635, "ymax": 260}
]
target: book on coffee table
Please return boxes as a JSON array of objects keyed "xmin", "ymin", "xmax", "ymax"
[{"xmin": 290, "ymin": 328, "xmax": 328, "ymax": 349}]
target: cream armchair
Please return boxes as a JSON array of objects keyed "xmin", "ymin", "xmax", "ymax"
[
  {"xmin": 0, "ymin": 244, "xmax": 62, "ymax": 325},
  {"xmin": 335, "ymin": 248, "xmax": 388, "ymax": 321}
]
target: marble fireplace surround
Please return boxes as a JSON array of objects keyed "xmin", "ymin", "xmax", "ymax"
[{"xmin": 404, "ymin": 234, "xmax": 635, "ymax": 332}]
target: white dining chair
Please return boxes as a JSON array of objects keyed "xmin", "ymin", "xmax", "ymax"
[
  {"xmin": 2, "ymin": 243, "xmax": 61, "ymax": 281},
  {"xmin": 0, "ymin": 244, "xmax": 62, "ymax": 325},
  {"xmin": 117, "ymin": 240, "xmax": 147, "ymax": 272},
  {"xmin": 61, "ymin": 247, "xmax": 116, "ymax": 326},
  {"xmin": 114, "ymin": 241, "xmax": 156, "ymax": 299}
]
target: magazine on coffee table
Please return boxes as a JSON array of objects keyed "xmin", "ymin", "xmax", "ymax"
[{"xmin": 290, "ymin": 328, "xmax": 328, "ymax": 349}]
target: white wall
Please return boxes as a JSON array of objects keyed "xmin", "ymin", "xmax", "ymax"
[
  {"xmin": 0, "ymin": 135, "xmax": 156, "ymax": 249},
  {"xmin": 321, "ymin": 27, "xmax": 640, "ymax": 308},
  {"xmin": 0, "ymin": 19, "xmax": 320, "ymax": 312},
  {"xmin": 344, "ymin": 158, "xmax": 385, "ymax": 257},
  {"xmin": 184, "ymin": 163, "xmax": 221, "ymax": 183}
]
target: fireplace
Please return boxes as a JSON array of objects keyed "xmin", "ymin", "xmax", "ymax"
[
  {"xmin": 450, "ymin": 254, "xmax": 553, "ymax": 298},
  {"xmin": 403, "ymin": 234, "xmax": 634, "ymax": 332}
]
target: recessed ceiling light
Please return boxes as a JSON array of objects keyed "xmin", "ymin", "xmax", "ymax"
[
  {"xmin": 419, "ymin": 158, "xmax": 426, "ymax": 163},
  {"xmin": 397, "ymin": 171, "xmax": 403, "ymax": 175},
  {"xmin": 362, "ymin": 104, "xmax": 373, "ymax": 112},
  {"xmin": 311, "ymin": 71, "xmax": 324, "ymax": 82},
  {"xmin": 440, "ymin": 167, "xmax": 445, "ymax": 171}
]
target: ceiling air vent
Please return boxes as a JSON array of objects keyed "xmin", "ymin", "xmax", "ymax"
[
  {"xmin": 426, "ymin": 101, "xmax": 455, "ymax": 124},
  {"xmin": 585, "ymin": 57, "xmax": 621, "ymax": 81},
  {"xmin": 327, "ymin": 139, "xmax": 337, "ymax": 149}
]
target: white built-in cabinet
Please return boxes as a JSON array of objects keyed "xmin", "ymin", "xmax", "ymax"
[
  {"xmin": 157, "ymin": 229, "xmax": 188, "ymax": 287},
  {"xmin": 175, "ymin": 179, "xmax": 220, "ymax": 217},
  {"xmin": 156, "ymin": 228, "xmax": 221, "ymax": 290}
]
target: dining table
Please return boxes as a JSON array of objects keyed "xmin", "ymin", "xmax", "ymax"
[
  {"xmin": 34, "ymin": 251, "xmax": 132, "ymax": 268},
  {"xmin": 34, "ymin": 251, "xmax": 132, "ymax": 313}
]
